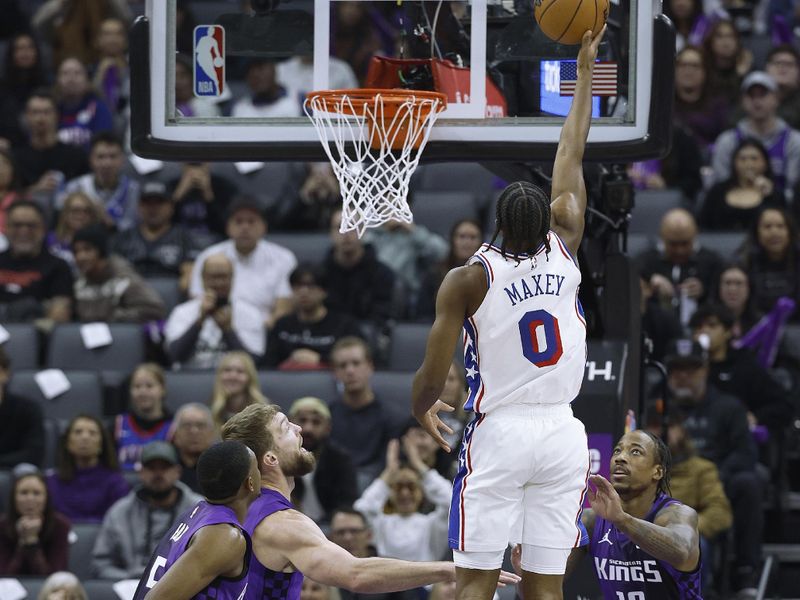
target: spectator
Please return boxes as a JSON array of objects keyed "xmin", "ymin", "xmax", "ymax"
[
  {"xmin": 0, "ymin": 346, "xmax": 44, "ymax": 469},
  {"xmin": 711, "ymin": 71, "xmax": 800, "ymax": 195},
  {"xmin": 332, "ymin": 2, "xmax": 385, "ymax": 83},
  {"xmin": 700, "ymin": 137, "xmax": 785, "ymax": 230},
  {"xmin": 690, "ymin": 304, "xmax": 793, "ymax": 434},
  {"xmin": 174, "ymin": 54, "xmax": 221, "ymax": 118},
  {"xmin": 33, "ymin": 0, "xmax": 131, "ymax": 65},
  {"xmin": 1, "ymin": 33, "xmax": 49, "ymax": 111},
  {"xmin": 231, "ymin": 59, "xmax": 299, "ymax": 118},
  {"xmin": 329, "ymin": 337, "xmax": 402, "ymax": 485},
  {"xmin": 277, "ymin": 54, "xmax": 358, "ymax": 111},
  {"xmin": 110, "ymin": 181, "xmax": 199, "ymax": 289},
  {"xmin": 288, "ymin": 396, "xmax": 358, "ymax": 523},
  {"xmin": 737, "ymin": 207, "xmax": 800, "ymax": 316},
  {"xmin": 364, "ymin": 219, "xmax": 448, "ymax": 314},
  {"xmin": 636, "ymin": 208, "xmax": 723, "ymax": 325},
  {"xmin": 0, "ymin": 200, "xmax": 73, "ymax": 323},
  {"xmin": 703, "ymin": 19, "xmax": 752, "ymax": 102},
  {"xmin": 0, "ymin": 149, "xmax": 21, "ymax": 234},
  {"xmin": 91, "ymin": 441, "xmax": 200, "ymax": 580},
  {"xmin": 0, "ymin": 466, "xmax": 70, "ymax": 576},
  {"xmin": 640, "ymin": 273, "xmax": 683, "ymax": 362},
  {"xmin": 189, "ymin": 196, "xmax": 297, "ymax": 327},
  {"xmin": 766, "ymin": 45, "xmax": 800, "ymax": 130},
  {"xmin": 46, "ymin": 414, "xmax": 129, "ymax": 524},
  {"xmin": 37, "ymin": 571, "xmax": 88, "ymax": 600},
  {"xmin": 665, "ymin": 338, "xmax": 763, "ymax": 596},
  {"xmin": 663, "ymin": 0, "xmax": 706, "ymax": 50},
  {"xmin": 324, "ymin": 209, "xmax": 397, "ymax": 324},
  {"xmin": 418, "ymin": 219, "xmax": 484, "ymax": 319},
  {"xmin": 209, "ymin": 351, "xmax": 270, "ymax": 433},
  {"xmin": 55, "ymin": 57, "xmax": 114, "ymax": 151},
  {"xmin": 673, "ymin": 46, "xmax": 732, "ymax": 152},
  {"xmin": 57, "ymin": 132, "xmax": 139, "ymax": 231},
  {"xmin": 13, "ymin": 91, "xmax": 88, "ymax": 201},
  {"xmin": 265, "ymin": 263, "xmax": 361, "ymax": 369},
  {"xmin": 171, "ymin": 403, "xmax": 216, "ymax": 494},
  {"xmin": 268, "ymin": 163, "xmax": 341, "ymax": 231},
  {"xmin": 46, "ymin": 191, "xmax": 100, "ymax": 272},
  {"xmin": 168, "ymin": 162, "xmax": 237, "ymax": 240},
  {"xmin": 715, "ymin": 264, "xmax": 761, "ymax": 338},
  {"xmin": 72, "ymin": 223, "xmax": 166, "ymax": 323},
  {"xmin": 354, "ymin": 436, "xmax": 451, "ymax": 562},
  {"xmin": 165, "ymin": 253, "xmax": 264, "ymax": 369},
  {"xmin": 329, "ymin": 507, "xmax": 375, "ymax": 558},
  {"xmin": 115, "ymin": 363, "xmax": 173, "ymax": 471},
  {"xmin": 91, "ymin": 18, "xmax": 129, "ymax": 122}
]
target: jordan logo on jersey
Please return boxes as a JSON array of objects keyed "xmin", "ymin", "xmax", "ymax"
[
  {"xmin": 598, "ymin": 529, "xmax": 613, "ymax": 545},
  {"xmin": 594, "ymin": 557, "xmax": 664, "ymax": 583},
  {"xmin": 504, "ymin": 273, "xmax": 567, "ymax": 307}
]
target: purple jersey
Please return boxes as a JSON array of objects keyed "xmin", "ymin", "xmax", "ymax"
[
  {"xmin": 589, "ymin": 494, "xmax": 702, "ymax": 600},
  {"xmin": 134, "ymin": 500, "xmax": 251, "ymax": 600},
  {"xmin": 244, "ymin": 489, "xmax": 304, "ymax": 600}
]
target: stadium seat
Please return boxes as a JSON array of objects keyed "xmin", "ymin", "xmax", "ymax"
[
  {"xmin": 780, "ymin": 324, "xmax": 800, "ymax": 363},
  {"xmin": 388, "ymin": 323, "xmax": 430, "ymax": 371},
  {"xmin": 7, "ymin": 370, "xmax": 104, "ymax": 421},
  {"xmin": 0, "ymin": 470, "xmax": 10, "ymax": 513},
  {"xmin": 82, "ymin": 579, "xmax": 126, "ymax": 600},
  {"xmin": 625, "ymin": 232, "xmax": 656, "ymax": 258},
  {"xmin": 69, "ymin": 523, "xmax": 102, "ymax": 580},
  {"xmin": 414, "ymin": 162, "xmax": 498, "ymax": 195},
  {"xmin": 163, "ymin": 371, "xmax": 217, "ymax": 414},
  {"xmin": 411, "ymin": 191, "xmax": 480, "ymax": 239},
  {"xmin": 0, "ymin": 323, "xmax": 40, "ymax": 370},
  {"xmin": 237, "ymin": 162, "xmax": 294, "ymax": 211},
  {"xmin": 146, "ymin": 276, "xmax": 183, "ymax": 312},
  {"xmin": 17, "ymin": 578, "xmax": 45, "ymax": 599},
  {"xmin": 267, "ymin": 233, "xmax": 332, "ymax": 265},
  {"xmin": 46, "ymin": 324, "xmax": 146, "ymax": 374},
  {"xmin": 258, "ymin": 371, "xmax": 338, "ymax": 412},
  {"xmin": 697, "ymin": 231, "xmax": 746, "ymax": 259},
  {"xmin": 371, "ymin": 371, "xmax": 414, "ymax": 419},
  {"xmin": 42, "ymin": 418, "xmax": 60, "ymax": 470},
  {"xmin": 628, "ymin": 188, "xmax": 685, "ymax": 234}
]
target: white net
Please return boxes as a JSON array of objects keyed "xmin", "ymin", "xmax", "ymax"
[{"xmin": 304, "ymin": 90, "xmax": 446, "ymax": 238}]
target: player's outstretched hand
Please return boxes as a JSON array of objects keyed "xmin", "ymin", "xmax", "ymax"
[
  {"xmin": 577, "ymin": 25, "xmax": 607, "ymax": 71},
  {"xmin": 416, "ymin": 400, "xmax": 455, "ymax": 453},
  {"xmin": 587, "ymin": 474, "xmax": 625, "ymax": 524}
]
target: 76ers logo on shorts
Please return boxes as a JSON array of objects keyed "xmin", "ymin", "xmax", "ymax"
[{"xmin": 193, "ymin": 25, "xmax": 225, "ymax": 97}]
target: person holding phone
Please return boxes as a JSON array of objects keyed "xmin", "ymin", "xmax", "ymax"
[{"xmin": 164, "ymin": 253, "xmax": 265, "ymax": 369}]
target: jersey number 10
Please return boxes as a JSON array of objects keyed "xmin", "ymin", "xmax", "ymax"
[{"xmin": 518, "ymin": 309, "xmax": 563, "ymax": 367}]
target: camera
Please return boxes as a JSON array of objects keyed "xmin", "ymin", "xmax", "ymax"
[{"xmin": 600, "ymin": 164, "xmax": 634, "ymax": 215}]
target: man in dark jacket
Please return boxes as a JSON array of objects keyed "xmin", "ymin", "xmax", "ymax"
[
  {"xmin": 0, "ymin": 346, "xmax": 44, "ymax": 468},
  {"xmin": 288, "ymin": 396, "xmax": 358, "ymax": 523},
  {"xmin": 666, "ymin": 338, "xmax": 763, "ymax": 596}
]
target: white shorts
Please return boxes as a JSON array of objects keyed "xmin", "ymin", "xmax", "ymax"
[{"xmin": 448, "ymin": 403, "xmax": 590, "ymax": 554}]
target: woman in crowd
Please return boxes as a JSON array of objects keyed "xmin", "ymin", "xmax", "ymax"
[
  {"xmin": 115, "ymin": 363, "xmax": 173, "ymax": 470},
  {"xmin": 700, "ymin": 138, "xmax": 785, "ymax": 230},
  {"xmin": 0, "ymin": 467, "xmax": 70, "ymax": 576},
  {"xmin": 209, "ymin": 351, "xmax": 269, "ymax": 433},
  {"xmin": 38, "ymin": 571, "xmax": 88, "ymax": 600},
  {"xmin": 715, "ymin": 264, "xmax": 762, "ymax": 338},
  {"xmin": 1, "ymin": 32, "xmax": 49, "ymax": 109},
  {"xmin": 738, "ymin": 207, "xmax": 800, "ymax": 318},
  {"xmin": 91, "ymin": 17, "xmax": 129, "ymax": 119},
  {"xmin": 46, "ymin": 191, "xmax": 100, "ymax": 270},
  {"xmin": 703, "ymin": 19, "xmax": 752, "ymax": 101},
  {"xmin": 47, "ymin": 415, "xmax": 129, "ymax": 523},
  {"xmin": 0, "ymin": 150, "xmax": 21, "ymax": 235}
]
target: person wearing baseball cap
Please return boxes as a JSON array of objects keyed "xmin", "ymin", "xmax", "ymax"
[
  {"xmin": 288, "ymin": 396, "xmax": 358, "ymax": 523},
  {"xmin": 91, "ymin": 440, "xmax": 201, "ymax": 580},
  {"xmin": 711, "ymin": 70, "xmax": 800, "ymax": 194}
]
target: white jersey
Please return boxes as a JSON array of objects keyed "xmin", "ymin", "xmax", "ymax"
[{"xmin": 462, "ymin": 232, "xmax": 587, "ymax": 413}]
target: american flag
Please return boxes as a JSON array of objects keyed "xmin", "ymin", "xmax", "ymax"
[{"xmin": 560, "ymin": 61, "xmax": 618, "ymax": 96}]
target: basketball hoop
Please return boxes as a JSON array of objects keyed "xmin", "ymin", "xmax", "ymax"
[{"xmin": 304, "ymin": 89, "xmax": 447, "ymax": 238}]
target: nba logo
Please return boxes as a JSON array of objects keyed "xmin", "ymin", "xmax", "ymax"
[{"xmin": 193, "ymin": 25, "xmax": 225, "ymax": 97}]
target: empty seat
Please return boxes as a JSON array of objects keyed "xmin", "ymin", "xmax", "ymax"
[
  {"xmin": 69, "ymin": 523, "xmax": 102, "ymax": 580},
  {"xmin": 628, "ymin": 188, "xmax": 685, "ymax": 234},
  {"xmin": 146, "ymin": 277, "xmax": 183, "ymax": 312},
  {"xmin": 7, "ymin": 370, "xmax": 103, "ymax": 421},
  {"xmin": 371, "ymin": 371, "xmax": 414, "ymax": 420},
  {"xmin": 388, "ymin": 323, "xmax": 430, "ymax": 371},
  {"xmin": 258, "ymin": 371, "xmax": 337, "ymax": 412},
  {"xmin": 414, "ymin": 163, "xmax": 499, "ymax": 195},
  {"xmin": 163, "ymin": 371, "xmax": 217, "ymax": 413},
  {"xmin": 0, "ymin": 323, "xmax": 40, "ymax": 369},
  {"xmin": 267, "ymin": 233, "xmax": 332, "ymax": 265},
  {"xmin": 697, "ymin": 232, "xmax": 746, "ymax": 259},
  {"xmin": 46, "ymin": 324, "xmax": 145, "ymax": 373},
  {"xmin": 411, "ymin": 192, "xmax": 480, "ymax": 239}
]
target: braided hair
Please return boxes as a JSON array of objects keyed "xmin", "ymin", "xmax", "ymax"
[
  {"xmin": 641, "ymin": 430, "xmax": 672, "ymax": 497},
  {"xmin": 488, "ymin": 181, "xmax": 552, "ymax": 262}
]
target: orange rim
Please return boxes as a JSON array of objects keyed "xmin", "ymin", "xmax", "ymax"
[{"xmin": 306, "ymin": 88, "xmax": 448, "ymax": 115}]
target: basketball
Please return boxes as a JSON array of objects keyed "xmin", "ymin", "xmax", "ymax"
[{"xmin": 534, "ymin": 0, "xmax": 609, "ymax": 45}]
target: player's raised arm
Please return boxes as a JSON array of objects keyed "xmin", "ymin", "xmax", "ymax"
[
  {"xmin": 550, "ymin": 26, "xmax": 606, "ymax": 256},
  {"xmin": 144, "ymin": 526, "xmax": 247, "ymax": 600}
]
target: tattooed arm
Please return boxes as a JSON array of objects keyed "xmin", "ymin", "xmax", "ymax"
[{"xmin": 589, "ymin": 475, "xmax": 700, "ymax": 572}]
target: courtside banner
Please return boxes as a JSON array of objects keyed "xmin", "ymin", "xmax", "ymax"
[{"xmin": 193, "ymin": 25, "xmax": 226, "ymax": 97}]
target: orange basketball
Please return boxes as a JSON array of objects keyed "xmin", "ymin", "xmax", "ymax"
[{"xmin": 534, "ymin": 0, "xmax": 609, "ymax": 45}]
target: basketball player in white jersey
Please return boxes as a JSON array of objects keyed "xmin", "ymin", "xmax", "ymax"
[{"xmin": 411, "ymin": 27, "xmax": 606, "ymax": 600}]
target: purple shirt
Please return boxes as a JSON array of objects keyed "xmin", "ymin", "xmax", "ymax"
[
  {"xmin": 133, "ymin": 500, "xmax": 251, "ymax": 600},
  {"xmin": 46, "ymin": 465, "xmax": 130, "ymax": 524},
  {"xmin": 589, "ymin": 494, "xmax": 702, "ymax": 599},
  {"xmin": 244, "ymin": 489, "xmax": 303, "ymax": 600}
]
